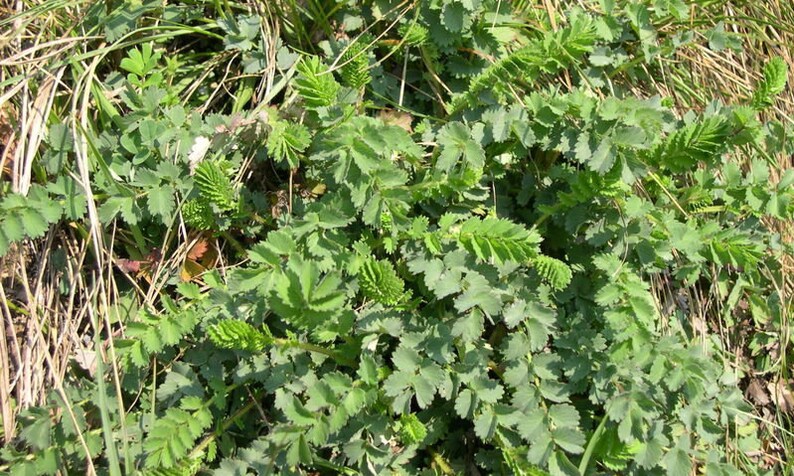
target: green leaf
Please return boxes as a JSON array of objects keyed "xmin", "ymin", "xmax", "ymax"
[
  {"xmin": 193, "ymin": 161, "xmax": 236, "ymax": 211},
  {"xmin": 441, "ymin": 2, "xmax": 469, "ymax": 33},
  {"xmin": 358, "ymin": 258, "xmax": 406, "ymax": 305},
  {"xmin": 549, "ymin": 404, "xmax": 579, "ymax": 429},
  {"xmin": 398, "ymin": 414, "xmax": 427, "ymax": 445},
  {"xmin": 452, "ymin": 308, "xmax": 486, "ymax": 342},
  {"xmin": 219, "ymin": 15, "xmax": 261, "ymax": 51},
  {"xmin": 208, "ymin": 320, "xmax": 270, "ymax": 351},
  {"xmin": 474, "ymin": 408, "xmax": 498, "ymax": 440},
  {"xmin": 19, "ymin": 407, "xmax": 52, "ymax": 450},
  {"xmin": 455, "ymin": 389, "xmax": 476, "ymax": 418},
  {"xmin": 144, "ymin": 405, "xmax": 212, "ymax": 468},
  {"xmin": 635, "ymin": 433, "xmax": 667, "ymax": 468},
  {"xmin": 752, "ymin": 57, "xmax": 788, "ymax": 109},
  {"xmin": 457, "ymin": 217, "xmax": 541, "ymax": 265},
  {"xmin": 454, "ymin": 274, "xmax": 502, "ymax": 316},
  {"xmin": 552, "ymin": 427, "xmax": 585, "ymax": 454},
  {"xmin": 525, "ymin": 302, "xmax": 556, "ymax": 351},
  {"xmin": 270, "ymin": 257, "xmax": 347, "ymax": 331},
  {"xmin": 48, "ymin": 123, "xmax": 73, "ymax": 152},
  {"xmin": 120, "ymin": 43, "xmax": 161, "ymax": 77},
  {"xmin": 338, "ymin": 37, "xmax": 372, "ymax": 89},
  {"xmin": 588, "ymin": 138, "xmax": 615, "ymax": 174},
  {"xmin": 549, "ymin": 451, "xmax": 580, "ymax": 476},
  {"xmin": 435, "ymin": 122, "xmax": 485, "ymax": 174},
  {"xmin": 532, "ymin": 256, "xmax": 573, "ymax": 290},
  {"xmin": 20, "ymin": 209, "xmax": 50, "ymax": 238},
  {"xmin": 652, "ymin": 116, "xmax": 730, "ymax": 172},
  {"xmin": 662, "ymin": 448, "xmax": 691, "ymax": 476},
  {"xmin": 147, "ymin": 184, "xmax": 175, "ymax": 219},
  {"xmin": 267, "ymin": 120, "xmax": 312, "ymax": 169},
  {"xmin": 294, "ymin": 56, "xmax": 340, "ymax": 108}
]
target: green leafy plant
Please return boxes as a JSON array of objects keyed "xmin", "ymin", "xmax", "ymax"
[
  {"xmin": 752, "ymin": 57, "xmax": 788, "ymax": 109},
  {"xmin": 294, "ymin": 56, "xmax": 341, "ymax": 109},
  {"xmin": 0, "ymin": 186, "xmax": 63, "ymax": 256},
  {"xmin": 357, "ymin": 257, "xmax": 407, "ymax": 305},
  {"xmin": 338, "ymin": 36, "xmax": 373, "ymax": 90},
  {"xmin": 3, "ymin": 1, "xmax": 793, "ymax": 475}
]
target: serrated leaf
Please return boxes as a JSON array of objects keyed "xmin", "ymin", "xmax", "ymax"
[
  {"xmin": 526, "ymin": 302, "xmax": 556, "ymax": 351},
  {"xmin": 588, "ymin": 138, "xmax": 615, "ymax": 174},
  {"xmin": 20, "ymin": 209, "xmax": 50, "ymax": 238},
  {"xmin": 436, "ymin": 122, "xmax": 485, "ymax": 174},
  {"xmin": 295, "ymin": 56, "xmax": 340, "ymax": 108},
  {"xmin": 549, "ymin": 404, "xmax": 580, "ymax": 429},
  {"xmin": 48, "ymin": 123, "xmax": 73, "ymax": 152},
  {"xmin": 441, "ymin": 2, "xmax": 468, "ymax": 33},
  {"xmin": 474, "ymin": 408, "xmax": 498, "ymax": 440},
  {"xmin": 451, "ymin": 308, "xmax": 486, "ymax": 342},
  {"xmin": 552, "ymin": 427, "xmax": 585, "ymax": 454},
  {"xmin": 147, "ymin": 184, "xmax": 175, "ymax": 219},
  {"xmin": 662, "ymin": 447, "xmax": 691, "ymax": 476},
  {"xmin": 358, "ymin": 354, "xmax": 378, "ymax": 385},
  {"xmin": 455, "ymin": 389, "xmax": 476, "ymax": 418},
  {"xmin": 549, "ymin": 451, "xmax": 580, "ymax": 476},
  {"xmin": 635, "ymin": 434, "xmax": 666, "ymax": 469}
]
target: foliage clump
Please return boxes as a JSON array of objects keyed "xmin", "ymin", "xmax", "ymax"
[{"xmin": 2, "ymin": 1, "xmax": 793, "ymax": 475}]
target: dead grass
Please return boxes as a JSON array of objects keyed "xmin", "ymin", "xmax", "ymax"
[
  {"xmin": 0, "ymin": 0, "xmax": 285, "ymax": 448},
  {"xmin": 0, "ymin": 0, "xmax": 90, "ymax": 443},
  {"xmin": 651, "ymin": 1, "xmax": 794, "ymax": 467}
]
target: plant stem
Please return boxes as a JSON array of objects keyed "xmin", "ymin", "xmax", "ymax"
[
  {"xmin": 272, "ymin": 337, "xmax": 357, "ymax": 368},
  {"xmin": 578, "ymin": 410, "xmax": 609, "ymax": 475}
]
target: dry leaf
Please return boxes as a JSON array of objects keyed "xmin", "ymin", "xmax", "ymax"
[
  {"xmin": 181, "ymin": 259, "xmax": 206, "ymax": 282},
  {"xmin": 188, "ymin": 136, "xmax": 211, "ymax": 173},
  {"xmin": 0, "ymin": 103, "xmax": 16, "ymax": 176},
  {"xmin": 146, "ymin": 248, "xmax": 162, "ymax": 263},
  {"xmin": 768, "ymin": 378, "xmax": 794, "ymax": 413},
  {"xmin": 116, "ymin": 258, "xmax": 141, "ymax": 274},
  {"xmin": 72, "ymin": 348, "xmax": 97, "ymax": 376},
  {"xmin": 378, "ymin": 109, "xmax": 413, "ymax": 132},
  {"xmin": 187, "ymin": 238, "xmax": 209, "ymax": 261},
  {"xmin": 181, "ymin": 237, "xmax": 218, "ymax": 281},
  {"xmin": 746, "ymin": 378, "xmax": 770, "ymax": 406}
]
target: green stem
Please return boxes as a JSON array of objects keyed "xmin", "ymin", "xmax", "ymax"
[
  {"xmin": 311, "ymin": 456, "xmax": 359, "ymax": 475},
  {"xmin": 578, "ymin": 410, "xmax": 610, "ymax": 475},
  {"xmin": 95, "ymin": 325, "xmax": 122, "ymax": 476},
  {"xmin": 190, "ymin": 388, "xmax": 254, "ymax": 459},
  {"xmin": 219, "ymin": 230, "xmax": 246, "ymax": 255},
  {"xmin": 272, "ymin": 338, "xmax": 356, "ymax": 368}
]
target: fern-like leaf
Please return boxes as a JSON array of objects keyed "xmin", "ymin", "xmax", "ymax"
[
  {"xmin": 358, "ymin": 258, "xmax": 406, "ymax": 305},
  {"xmin": 751, "ymin": 57, "xmax": 788, "ymax": 110},
  {"xmin": 294, "ymin": 56, "xmax": 340, "ymax": 108},
  {"xmin": 532, "ymin": 255, "xmax": 573, "ymax": 291},
  {"xmin": 143, "ymin": 398, "xmax": 212, "ymax": 469},
  {"xmin": 651, "ymin": 116, "xmax": 730, "ymax": 172},
  {"xmin": 181, "ymin": 199, "xmax": 214, "ymax": 230},
  {"xmin": 399, "ymin": 23, "xmax": 429, "ymax": 47},
  {"xmin": 267, "ymin": 120, "xmax": 312, "ymax": 169},
  {"xmin": 398, "ymin": 413, "xmax": 427, "ymax": 444},
  {"xmin": 142, "ymin": 458, "xmax": 202, "ymax": 476},
  {"xmin": 559, "ymin": 170, "xmax": 626, "ymax": 207},
  {"xmin": 193, "ymin": 161, "xmax": 236, "ymax": 211},
  {"xmin": 450, "ymin": 14, "xmax": 596, "ymax": 113},
  {"xmin": 456, "ymin": 217, "xmax": 542, "ymax": 265},
  {"xmin": 338, "ymin": 38, "xmax": 372, "ymax": 89},
  {"xmin": 207, "ymin": 320, "xmax": 270, "ymax": 352}
]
